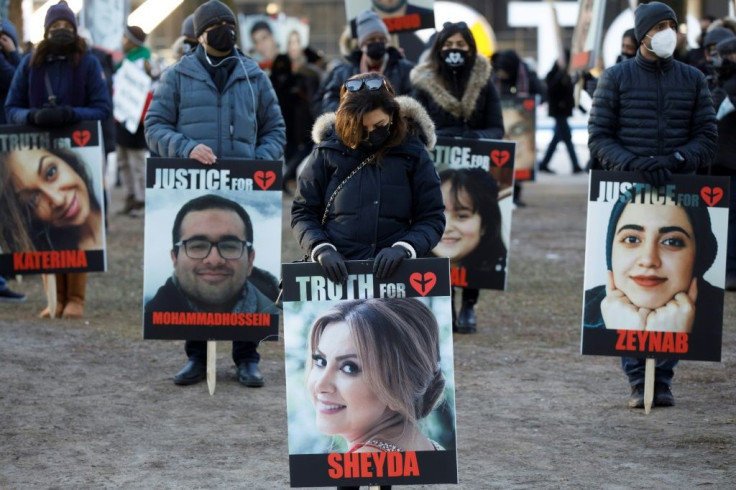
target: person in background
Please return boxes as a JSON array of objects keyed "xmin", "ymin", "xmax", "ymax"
[
  {"xmin": 171, "ymin": 14, "xmax": 198, "ymax": 60},
  {"xmin": 314, "ymin": 9, "xmax": 414, "ymax": 116},
  {"xmin": 115, "ymin": 25, "xmax": 153, "ymax": 216},
  {"xmin": 700, "ymin": 27, "xmax": 735, "ymax": 90},
  {"xmin": 616, "ymin": 28, "xmax": 638, "ymax": 64},
  {"xmin": 410, "ymin": 21, "xmax": 504, "ymax": 333},
  {"xmin": 144, "ymin": 0, "xmax": 285, "ymax": 387},
  {"xmin": 588, "ymin": 1, "xmax": 717, "ymax": 408},
  {"xmin": 5, "ymin": 0, "xmax": 111, "ymax": 319},
  {"xmin": 0, "ymin": 17, "xmax": 26, "ymax": 303},
  {"xmin": 250, "ymin": 20, "xmax": 279, "ymax": 72}
]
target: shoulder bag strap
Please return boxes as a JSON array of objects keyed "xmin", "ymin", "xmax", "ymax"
[{"xmin": 321, "ymin": 154, "xmax": 375, "ymax": 226}]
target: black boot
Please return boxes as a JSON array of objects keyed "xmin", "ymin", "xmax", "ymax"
[{"xmin": 457, "ymin": 301, "xmax": 477, "ymax": 334}]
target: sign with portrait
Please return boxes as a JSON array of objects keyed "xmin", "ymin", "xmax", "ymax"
[
  {"xmin": 581, "ymin": 171, "xmax": 729, "ymax": 362},
  {"xmin": 81, "ymin": 0, "xmax": 130, "ymax": 52},
  {"xmin": 501, "ymin": 96, "xmax": 537, "ymax": 182},
  {"xmin": 142, "ymin": 158, "xmax": 282, "ymax": 342},
  {"xmin": 282, "ymin": 258, "xmax": 458, "ymax": 487},
  {"xmin": 570, "ymin": 0, "xmax": 606, "ymax": 71},
  {"xmin": 238, "ymin": 13, "xmax": 310, "ymax": 70},
  {"xmin": 0, "ymin": 122, "xmax": 107, "ymax": 275},
  {"xmin": 430, "ymin": 136, "xmax": 515, "ymax": 290},
  {"xmin": 346, "ymin": 0, "xmax": 435, "ymax": 34}
]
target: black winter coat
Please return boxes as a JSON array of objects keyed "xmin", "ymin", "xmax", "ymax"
[
  {"xmin": 588, "ymin": 51, "xmax": 717, "ymax": 171},
  {"xmin": 545, "ymin": 62, "xmax": 575, "ymax": 118},
  {"xmin": 711, "ymin": 64, "xmax": 736, "ymax": 173},
  {"xmin": 291, "ymin": 96, "xmax": 445, "ymax": 260},
  {"xmin": 314, "ymin": 47, "xmax": 414, "ymax": 115},
  {"xmin": 409, "ymin": 55, "xmax": 504, "ymax": 139}
]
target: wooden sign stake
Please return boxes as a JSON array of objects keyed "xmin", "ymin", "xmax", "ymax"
[
  {"xmin": 643, "ymin": 358, "xmax": 655, "ymax": 414},
  {"xmin": 207, "ymin": 341, "xmax": 216, "ymax": 395},
  {"xmin": 44, "ymin": 274, "xmax": 57, "ymax": 319}
]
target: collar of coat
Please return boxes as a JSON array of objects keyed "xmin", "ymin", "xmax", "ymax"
[
  {"xmin": 409, "ymin": 55, "xmax": 491, "ymax": 120},
  {"xmin": 311, "ymin": 95, "xmax": 437, "ymax": 150}
]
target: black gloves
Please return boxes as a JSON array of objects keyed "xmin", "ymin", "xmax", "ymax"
[
  {"xmin": 316, "ymin": 247, "xmax": 348, "ymax": 284},
  {"xmin": 28, "ymin": 106, "xmax": 74, "ymax": 127},
  {"xmin": 669, "ymin": 152, "xmax": 696, "ymax": 173},
  {"xmin": 373, "ymin": 246, "xmax": 408, "ymax": 280},
  {"xmin": 628, "ymin": 156, "xmax": 672, "ymax": 188}
]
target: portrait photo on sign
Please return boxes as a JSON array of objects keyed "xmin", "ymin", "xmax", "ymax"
[
  {"xmin": 0, "ymin": 144, "xmax": 106, "ymax": 255},
  {"xmin": 501, "ymin": 97, "xmax": 536, "ymax": 181},
  {"xmin": 283, "ymin": 296, "xmax": 456, "ymax": 455},
  {"xmin": 346, "ymin": 0, "xmax": 435, "ymax": 34},
  {"xmin": 238, "ymin": 14, "xmax": 310, "ymax": 69},
  {"xmin": 581, "ymin": 172, "xmax": 728, "ymax": 362},
  {"xmin": 142, "ymin": 188, "xmax": 281, "ymax": 307}
]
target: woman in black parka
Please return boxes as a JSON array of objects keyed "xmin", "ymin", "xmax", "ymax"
[{"xmin": 291, "ymin": 73, "xmax": 444, "ymax": 284}]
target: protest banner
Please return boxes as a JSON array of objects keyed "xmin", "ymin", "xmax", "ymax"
[
  {"xmin": 142, "ymin": 158, "xmax": 282, "ymax": 343},
  {"xmin": 0, "ymin": 122, "xmax": 107, "ymax": 275},
  {"xmin": 581, "ymin": 171, "xmax": 729, "ymax": 363},
  {"xmin": 282, "ymin": 258, "xmax": 458, "ymax": 487},
  {"xmin": 430, "ymin": 136, "xmax": 515, "ymax": 290},
  {"xmin": 501, "ymin": 96, "xmax": 536, "ymax": 182},
  {"xmin": 570, "ymin": 0, "xmax": 606, "ymax": 72},
  {"xmin": 346, "ymin": 0, "xmax": 435, "ymax": 35},
  {"xmin": 113, "ymin": 59, "xmax": 153, "ymax": 134}
]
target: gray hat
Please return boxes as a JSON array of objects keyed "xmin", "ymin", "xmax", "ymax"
[
  {"xmin": 717, "ymin": 37, "xmax": 736, "ymax": 56},
  {"xmin": 181, "ymin": 14, "xmax": 195, "ymax": 39},
  {"xmin": 703, "ymin": 27, "xmax": 735, "ymax": 48},
  {"xmin": 356, "ymin": 9, "xmax": 389, "ymax": 46},
  {"xmin": 634, "ymin": 2, "xmax": 677, "ymax": 44},
  {"xmin": 193, "ymin": 0, "xmax": 236, "ymax": 38}
]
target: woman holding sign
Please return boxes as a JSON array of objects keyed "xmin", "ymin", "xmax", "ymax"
[
  {"xmin": 307, "ymin": 298, "xmax": 446, "ymax": 452},
  {"xmin": 291, "ymin": 72, "xmax": 444, "ymax": 284},
  {"xmin": 4, "ymin": 1, "xmax": 111, "ymax": 318},
  {"xmin": 409, "ymin": 21, "xmax": 505, "ymax": 333}
]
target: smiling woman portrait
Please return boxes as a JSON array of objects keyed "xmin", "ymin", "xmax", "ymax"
[
  {"xmin": 306, "ymin": 298, "xmax": 446, "ymax": 454},
  {"xmin": 0, "ymin": 148, "xmax": 103, "ymax": 254}
]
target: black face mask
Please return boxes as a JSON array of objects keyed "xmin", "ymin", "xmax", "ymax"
[
  {"xmin": 441, "ymin": 49, "xmax": 468, "ymax": 68},
  {"xmin": 207, "ymin": 25, "xmax": 236, "ymax": 52},
  {"xmin": 47, "ymin": 29, "xmax": 76, "ymax": 48},
  {"xmin": 365, "ymin": 42, "xmax": 387, "ymax": 61},
  {"xmin": 359, "ymin": 124, "xmax": 391, "ymax": 151}
]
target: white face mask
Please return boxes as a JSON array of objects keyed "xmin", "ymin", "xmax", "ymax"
[{"xmin": 646, "ymin": 28, "xmax": 677, "ymax": 59}]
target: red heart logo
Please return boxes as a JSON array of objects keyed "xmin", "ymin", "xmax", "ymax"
[
  {"xmin": 522, "ymin": 99, "xmax": 535, "ymax": 112},
  {"xmin": 72, "ymin": 130, "xmax": 91, "ymax": 147},
  {"xmin": 490, "ymin": 150, "xmax": 510, "ymax": 167},
  {"xmin": 700, "ymin": 186, "xmax": 723, "ymax": 207},
  {"xmin": 254, "ymin": 170, "xmax": 276, "ymax": 190},
  {"xmin": 409, "ymin": 272, "xmax": 437, "ymax": 297}
]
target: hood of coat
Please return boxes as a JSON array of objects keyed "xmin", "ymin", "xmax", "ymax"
[
  {"xmin": 410, "ymin": 55, "xmax": 491, "ymax": 120},
  {"xmin": 311, "ymin": 95, "xmax": 437, "ymax": 150}
]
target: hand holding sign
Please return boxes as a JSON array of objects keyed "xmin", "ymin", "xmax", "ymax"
[
  {"xmin": 644, "ymin": 278, "xmax": 697, "ymax": 333},
  {"xmin": 601, "ymin": 271, "xmax": 649, "ymax": 331},
  {"xmin": 189, "ymin": 144, "xmax": 217, "ymax": 165}
]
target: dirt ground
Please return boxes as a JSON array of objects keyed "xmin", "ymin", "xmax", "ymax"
[{"xmin": 1, "ymin": 175, "xmax": 734, "ymax": 489}]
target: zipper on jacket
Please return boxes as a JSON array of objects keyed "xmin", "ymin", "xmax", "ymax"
[
  {"xmin": 656, "ymin": 66, "xmax": 664, "ymax": 155},
  {"xmin": 217, "ymin": 93, "xmax": 222, "ymax": 157},
  {"xmin": 230, "ymin": 93, "xmax": 235, "ymax": 151}
]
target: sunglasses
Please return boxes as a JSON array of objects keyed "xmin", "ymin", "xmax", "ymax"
[
  {"xmin": 443, "ymin": 21, "xmax": 468, "ymax": 30},
  {"xmin": 344, "ymin": 77, "xmax": 387, "ymax": 92}
]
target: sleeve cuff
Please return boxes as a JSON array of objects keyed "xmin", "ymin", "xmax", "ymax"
[
  {"xmin": 311, "ymin": 242, "xmax": 337, "ymax": 262},
  {"xmin": 392, "ymin": 241, "xmax": 416, "ymax": 259}
]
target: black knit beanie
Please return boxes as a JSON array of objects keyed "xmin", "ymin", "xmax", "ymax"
[
  {"xmin": 634, "ymin": 2, "xmax": 677, "ymax": 44},
  {"xmin": 193, "ymin": 0, "xmax": 236, "ymax": 38}
]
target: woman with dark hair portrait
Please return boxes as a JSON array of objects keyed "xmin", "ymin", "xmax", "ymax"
[
  {"xmin": 307, "ymin": 298, "xmax": 446, "ymax": 453},
  {"xmin": 432, "ymin": 168, "xmax": 507, "ymax": 293},
  {"xmin": 291, "ymin": 72, "xmax": 444, "ymax": 284},
  {"xmin": 584, "ymin": 190, "xmax": 723, "ymax": 407},
  {"xmin": 4, "ymin": 1, "xmax": 111, "ymax": 319},
  {"xmin": 410, "ymin": 21, "xmax": 505, "ymax": 333}
]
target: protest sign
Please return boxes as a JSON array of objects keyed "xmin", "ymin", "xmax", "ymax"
[
  {"xmin": 581, "ymin": 171, "xmax": 729, "ymax": 362},
  {"xmin": 0, "ymin": 122, "xmax": 106, "ymax": 275},
  {"xmin": 430, "ymin": 136, "xmax": 515, "ymax": 290},
  {"xmin": 238, "ymin": 14, "xmax": 310, "ymax": 71},
  {"xmin": 570, "ymin": 0, "xmax": 606, "ymax": 71},
  {"xmin": 282, "ymin": 258, "xmax": 457, "ymax": 487},
  {"xmin": 113, "ymin": 59, "xmax": 153, "ymax": 134},
  {"xmin": 346, "ymin": 0, "xmax": 435, "ymax": 35},
  {"xmin": 501, "ymin": 96, "xmax": 536, "ymax": 182},
  {"xmin": 142, "ymin": 158, "xmax": 281, "ymax": 342}
]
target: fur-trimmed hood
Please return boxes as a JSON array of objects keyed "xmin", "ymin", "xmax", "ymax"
[
  {"xmin": 311, "ymin": 95, "xmax": 436, "ymax": 150},
  {"xmin": 409, "ymin": 55, "xmax": 491, "ymax": 120}
]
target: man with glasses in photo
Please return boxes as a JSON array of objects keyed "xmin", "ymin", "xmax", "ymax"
[{"xmin": 145, "ymin": 194, "xmax": 279, "ymax": 387}]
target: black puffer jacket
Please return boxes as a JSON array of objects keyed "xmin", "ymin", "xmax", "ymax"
[
  {"xmin": 291, "ymin": 96, "xmax": 445, "ymax": 260},
  {"xmin": 409, "ymin": 55, "xmax": 504, "ymax": 139},
  {"xmin": 711, "ymin": 63, "xmax": 736, "ymax": 172},
  {"xmin": 314, "ymin": 47, "xmax": 414, "ymax": 115},
  {"xmin": 588, "ymin": 51, "xmax": 717, "ymax": 171}
]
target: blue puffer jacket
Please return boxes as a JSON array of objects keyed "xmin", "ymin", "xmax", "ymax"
[
  {"xmin": 291, "ymin": 96, "xmax": 445, "ymax": 260},
  {"xmin": 5, "ymin": 53, "xmax": 110, "ymax": 123},
  {"xmin": 144, "ymin": 46, "xmax": 285, "ymax": 160},
  {"xmin": 0, "ymin": 19, "xmax": 22, "ymax": 124},
  {"xmin": 588, "ymin": 51, "xmax": 717, "ymax": 171}
]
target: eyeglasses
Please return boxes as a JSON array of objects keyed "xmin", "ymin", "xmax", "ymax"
[
  {"xmin": 344, "ymin": 77, "xmax": 387, "ymax": 92},
  {"xmin": 443, "ymin": 21, "xmax": 468, "ymax": 30},
  {"xmin": 174, "ymin": 238, "xmax": 251, "ymax": 260}
]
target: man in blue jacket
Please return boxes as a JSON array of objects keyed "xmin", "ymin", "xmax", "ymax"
[
  {"xmin": 588, "ymin": 2, "xmax": 717, "ymax": 409},
  {"xmin": 144, "ymin": 0, "xmax": 285, "ymax": 388}
]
